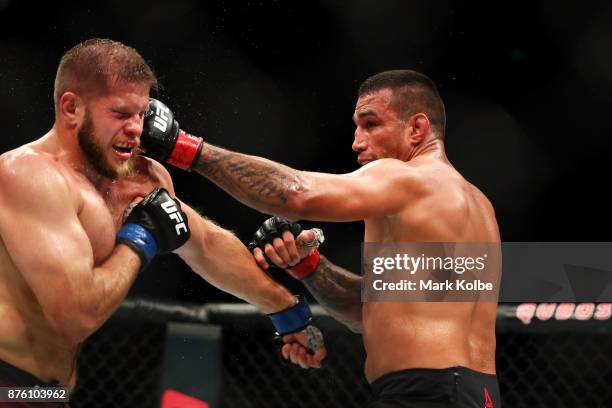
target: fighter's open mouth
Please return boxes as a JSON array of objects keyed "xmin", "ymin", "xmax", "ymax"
[{"xmin": 113, "ymin": 144, "xmax": 133, "ymax": 154}]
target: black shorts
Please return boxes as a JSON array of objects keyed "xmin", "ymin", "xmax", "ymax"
[
  {"xmin": 368, "ymin": 366, "xmax": 501, "ymax": 408},
  {"xmin": 0, "ymin": 359, "xmax": 69, "ymax": 408}
]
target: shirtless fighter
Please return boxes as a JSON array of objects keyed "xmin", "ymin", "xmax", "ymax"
[
  {"xmin": 141, "ymin": 70, "xmax": 501, "ymax": 407},
  {"xmin": 0, "ymin": 38, "xmax": 324, "ymax": 406}
]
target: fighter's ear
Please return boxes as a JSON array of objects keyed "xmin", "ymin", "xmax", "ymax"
[
  {"xmin": 406, "ymin": 112, "xmax": 430, "ymax": 145},
  {"xmin": 58, "ymin": 92, "xmax": 85, "ymax": 128}
]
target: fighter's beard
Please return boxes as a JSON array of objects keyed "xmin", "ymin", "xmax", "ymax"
[{"xmin": 78, "ymin": 112, "xmax": 135, "ymax": 179}]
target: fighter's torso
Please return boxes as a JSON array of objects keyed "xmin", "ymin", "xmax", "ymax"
[
  {"xmin": 71, "ymin": 160, "xmax": 160, "ymax": 264},
  {"xmin": 361, "ymin": 158, "xmax": 500, "ymax": 382},
  {"xmin": 0, "ymin": 140, "xmax": 160, "ymax": 386}
]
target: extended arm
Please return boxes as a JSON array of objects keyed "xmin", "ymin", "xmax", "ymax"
[
  {"xmin": 174, "ymin": 212, "xmax": 328, "ymax": 368},
  {"xmin": 194, "ymin": 144, "xmax": 418, "ymax": 222},
  {"xmin": 175, "ymin": 207, "xmax": 296, "ymax": 313},
  {"xmin": 149, "ymin": 160, "xmax": 296, "ymax": 314},
  {"xmin": 141, "ymin": 99, "xmax": 422, "ymax": 222}
]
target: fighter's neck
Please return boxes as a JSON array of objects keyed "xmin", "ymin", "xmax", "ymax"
[
  {"xmin": 44, "ymin": 126, "xmax": 114, "ymax": 189},
  {"xmin": 405, "ymin": 139, "xmax": 448, "ymax": 163}
]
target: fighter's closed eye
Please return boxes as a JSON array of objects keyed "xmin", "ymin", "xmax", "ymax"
[{"xmin": 113, "ymin": 111, "xmax": 131, "ymax": 120}]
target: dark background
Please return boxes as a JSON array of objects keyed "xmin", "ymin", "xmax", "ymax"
[{"xmin": 1, "ymin": 0, "xmax": 611, "ymax": 303}]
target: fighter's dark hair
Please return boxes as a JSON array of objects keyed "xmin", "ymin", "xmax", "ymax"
[{"xmin": 358, "ymin": 70, "xmax": 446, "ymax": 139}]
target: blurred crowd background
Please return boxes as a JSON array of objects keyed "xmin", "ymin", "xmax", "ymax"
[{"xmin": 1, "ymin": 0, "xmax": 611, "ymax": 304}]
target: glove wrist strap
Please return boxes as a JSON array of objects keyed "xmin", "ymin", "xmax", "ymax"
[
  {"xmin": 286, "ymin": 249, "xmax": 320, "ymax": 280},
  {"xmin": 267, "ymin": 295, "xmax": 312, "ymax": 336},
  {"xmin": 116, "ymin": 224, "xmax": 158, "ymax": 266},
  {"xmin": 167, "ymin": 130, "xmax": 204, "ymax": 171}
]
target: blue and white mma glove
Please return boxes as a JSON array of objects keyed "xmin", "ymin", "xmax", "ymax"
[
  {"xmin": 267, "ymin": 296, "xmax": 325, "ymax": 355},
  {"xmin": 117, "ymin": 187, "xmax": 190, "ymax": 269}
]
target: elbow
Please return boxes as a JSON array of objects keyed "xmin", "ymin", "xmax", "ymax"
[
  {"xmin": 283, "ymin": 183, "xmax": 315, "ymax": 221},
  {"xmin": 48, "ymin": 310, "xmax": 101, "ymax": 344},
  {"xmin": 54, "ymin": 325, "xmax": 90, "ymax": 345}
]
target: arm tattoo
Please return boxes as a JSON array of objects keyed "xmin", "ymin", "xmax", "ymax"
[
  {"xmin": 192, "ymin": 143, "xmax": 304, "ymax": 209},
  {"xmin": 303, "ymin": 255, "xmax": 363, "ymax": 330}
]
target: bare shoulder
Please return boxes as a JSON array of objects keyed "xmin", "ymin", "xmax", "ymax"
[
  {"xmin": 358, "ymin": 158, "xmax": 430, "ymax": 192},
  {"xmin": 132, "ymin": 156, "xmax": 175, "ymax": 193},
  {"xmin": 0, "ymin": 146, "xmax": 70, "ymax": 198},
  {"xmin": 358, "ymin": 158, "xmax": 421, "ymax": 182},
  {"xmin": 467, "ymin": 181, "xmax": 496, "ymax": 213},
  {"xmin": 439, "ymin": 165, "xmax": 499, "ymax": 230},
  {"xmin": 359, "ymin": 158, "xmax": 414, "ymax": 173}
]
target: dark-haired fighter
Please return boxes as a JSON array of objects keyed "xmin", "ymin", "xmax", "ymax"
[
  {"xmin": 0, "ymin": 39, "xmax": 323, "ymax": 406},
  {"xmin": 141, "ymin": 70, "xmax": 502, "ymax": 407}
]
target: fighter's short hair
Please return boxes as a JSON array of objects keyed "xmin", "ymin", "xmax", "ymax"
[
  {"xmin": 53, "ymin": 38, "xmax": 158, "ymax": 113},
  {"xmin": 358, "ymin": 70, "xmax": 446, "ymax": 139}
]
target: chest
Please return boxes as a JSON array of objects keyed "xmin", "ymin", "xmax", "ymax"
[{"xmin": 77, "ymin": 179, "xmax": 156, "ymax": 265}]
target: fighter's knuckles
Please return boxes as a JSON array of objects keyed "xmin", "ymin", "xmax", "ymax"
[
  {"xmin": 247, "ymin": 231, "xmax": 264, "ymax": 252},
  {"xmin": 281, "ymin": 229, "xmax": 296, "ymax": 244},
  {"xmin": 281, "ymin": 344, "xmax": 291, "ymax": 360},
  {"xmin": 262, "ymin": 218, "xmax": 281, "ymax": 236},
  {"xmin": 272, "ymin": 237, "xmax": 286, "ymax": 252},
  {"xmin": 296, "ymin": 346, "xmax": 311, "ymax": 369},
  {"xmin": 289, "ymin": 344, "xmax": 300, "ymax": 365},
  {"xmin": 264, "ymin": 243, "xmax": 276, "ymax": 256},
  {"xmin": 253, "ymin": 249, "xmax": 269, "ymax": 269},
  {"xmin": 288, "ymin": 252, "xmax": 301, "ymax": 267},
  {"xmin": 264, "ymin": 244, "xmax": 285, "ymax": 267},
  {"xmin": 308, "ymin": 353, "xmax": 320, "ymax": 368}
]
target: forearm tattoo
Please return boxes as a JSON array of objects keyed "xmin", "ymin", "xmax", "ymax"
[
  {"xmin": 303, "ymin": 255, "xmax": 362, "ymax": 322},
  {"xmin": 192, "ymin": 144, "xmax": 304, "ymax": 207}
]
